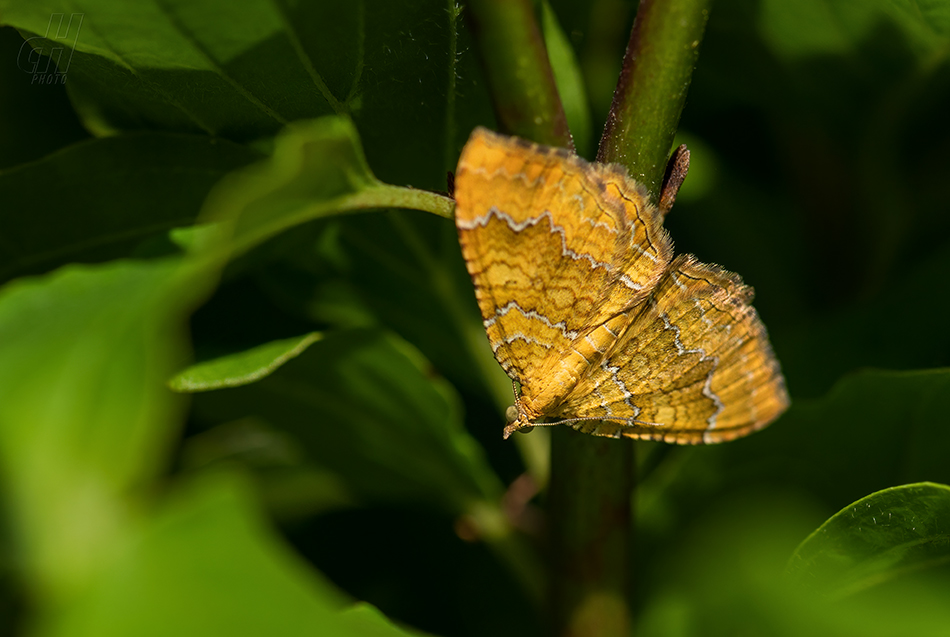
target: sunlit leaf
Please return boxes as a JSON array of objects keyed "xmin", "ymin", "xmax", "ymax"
[
  {"xmin": 0, "ymin": 257, "xmax": 209, "ymax": 600},
  {"xmin": 197, "ymin": 117, "xmax": 452, "ymax": 261},
  {"xmin": 44, "ymin": 473, "xmax": 423, "ymax": 637}
]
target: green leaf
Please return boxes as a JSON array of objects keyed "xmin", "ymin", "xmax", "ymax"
[
  {"xmin": 636, "ymin": 367, "xmax": 950, "ymax": 603},
  {"xmin": 338, "ymin": 602, "xmax": 433, "ymax": 637},
  {"xmin": 44, "ymin": 472, "xmax": 420, "ymax": 637},
  {"xmin": 247, "ymin": 210, "xmax": 550, "ymax": 488},
  {"xmin": 169, "ymin": 332, "xmax": 323, "ymax": 392},
  {"xmin": 335, "ymin": 213, "xmax": 514, "ymax": 412},
  {"xmin": 0, "ymin": 0, "xmax": 466, "ymax": 189},
  {"xmin": 636, "ymin": 493, "xmax": 950, "ymax": 637},
  {"xmin": 0, "ymin": 259, "xmax": 427, "ymax": 635},
  {"xmin": 0, "ymin": 132, "xmax": 261, "ymax": 283},
  {"xmin": 0, "ymin": 257, "xmax": 210, "ymax": 601},
  {"xmin": 786, "ymin": 482, "xmax": 950, "ymax": 598},
  {"xmin": 197, "ymin": 117, "xmax": 453, "ymax": 261},
  {"xmin": 191, "ymin": 329, "xmax": 504, "ymax": 516}
]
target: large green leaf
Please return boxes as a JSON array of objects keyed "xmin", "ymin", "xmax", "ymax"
[
  {"xmin": 0, "ymin": 0, "xmax": 468, "ymax": 189},
  {"xmin": 0, "ymin": 132, "xmax": 261, "ymax": 283},
  {"xmin": 786, "ymin": 482, "xmax": 950, "ymax": 597}
]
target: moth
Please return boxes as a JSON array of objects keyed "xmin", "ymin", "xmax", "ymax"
[{"xmin": 454, "ymin": 128, "xmax": 788, "ymax": 443}]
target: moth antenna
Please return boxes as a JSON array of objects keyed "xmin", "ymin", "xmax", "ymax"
[{"xmin": 545, "ymin": 415, "xmax": 664, "ymax": 428}]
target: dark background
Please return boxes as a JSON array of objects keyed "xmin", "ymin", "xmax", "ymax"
[{"xmin": 1, "ymin": 0, "xmax": 949, "ymax": 635}]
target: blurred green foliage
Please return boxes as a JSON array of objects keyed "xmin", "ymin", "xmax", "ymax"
[{"xmin": 0, "ymin": 0, "xmax": 949, "ymax": 635}]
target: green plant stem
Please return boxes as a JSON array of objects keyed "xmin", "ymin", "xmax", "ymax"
[
  {"xmin": 224, "ymin": 183, "xmax": 455, "ymax": 258},
  {"xmin": 465, "ymin": 0, "xmax": 573, "ymax": 149},
  {"xmin": 548, "ymin": 1, "xmax": 711, "ymax": 636},
  {"xmin": 597, "ymin": 0, "xmax": 711, "ymax": 200},
  {"xmin": 465, "ymin": 1, "xmax": 708, "ymax": 633},
  {"xmin": 548, "ymin": 427, "xmax": 633, "ymax": 637}
]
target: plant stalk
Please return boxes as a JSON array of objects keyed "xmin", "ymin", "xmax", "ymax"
[
  {"xmin": 465, "ymin": 0, "xmax": 574, "ymax": 149},
  {"xmin": 597, "ymin": 0, "xmax": 711, "ymax": 200},
  {"xmin": 549, "ymin": 0, "xmax": 710, "ymax": 635},
  {"xmin": 465, "ymin": 0, "xmax": 710, "ymax": 634},
  {"xmin": 547, "ymin": 427, "xmax": 633, "ymax": 637}
]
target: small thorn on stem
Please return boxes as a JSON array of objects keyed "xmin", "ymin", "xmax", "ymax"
[
  {"xmin": 658, "ymin": 144, "xmax": 690, "ymax": 216},
  {"xmin": 445, "ymin": 171, "xmax": 456, "ymax": 198}
]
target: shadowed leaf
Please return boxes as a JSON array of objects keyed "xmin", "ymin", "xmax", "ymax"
[
  {"xmin": 718, "ymin": 369, "xmax": 950, "ymax": 510},
  {"xmin": 0, "ymin": 133, "xmax": 261, "ymax": 284},
  {"xmin": 0, "ymin": 0, "xmax": 465, "ymax": 188},
  {"xmin": 192, "ymin": 329, "xmax": 504, "ymax": 516}
]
